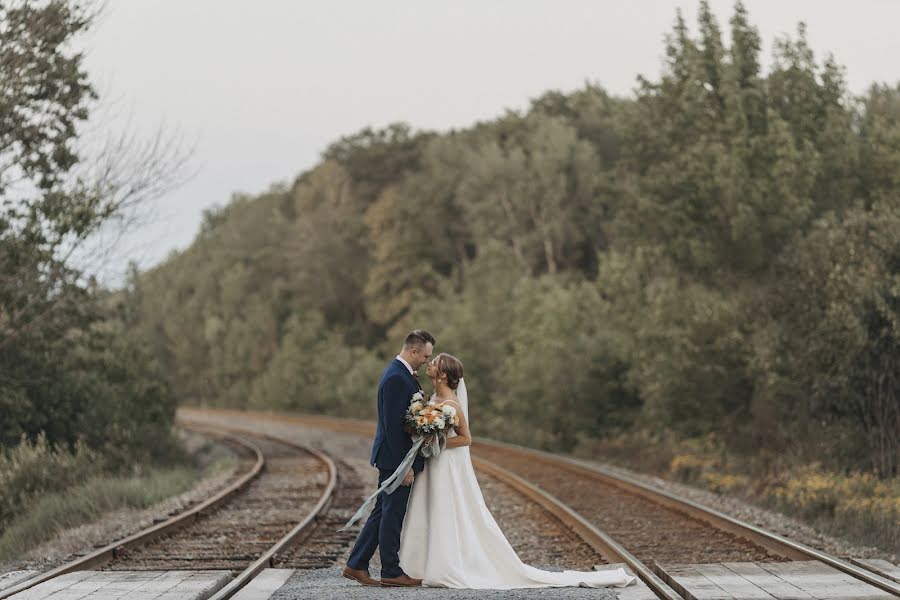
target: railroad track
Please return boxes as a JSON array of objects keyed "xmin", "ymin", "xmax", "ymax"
[
  {"xmin": 270, "ymin": 456, "xmax": 368, "ymax": 569},
  {"xmin": 177, "ymin": 408, "xmax": 900, "ymax": 599},
  {"xmin": 0, "ymin": 424, "xmax": 337, "ymax": 600},
  {"xmin": 8, "ymin": 408, "xmax": 896, "ymax": 600},
  {"xmin": 106, "ymin": 432, "xmax": 328, "ymax": 572},
  {"xmin": 478, "ymin": 447, "xmax": 782, "ymax": 563}
]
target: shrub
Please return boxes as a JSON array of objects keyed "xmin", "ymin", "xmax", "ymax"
[{"xmin": 0, "ymin": 434, "xmax": 104, "ymax": 529}]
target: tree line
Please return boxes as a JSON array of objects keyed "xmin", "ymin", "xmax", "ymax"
[
  {"xmin": 124, "ymin": 2, "xmax": 900, "ymax": 475},
  {"xmin": 100, "ymin": 2, "xmax": 900, "ymax": 478}
]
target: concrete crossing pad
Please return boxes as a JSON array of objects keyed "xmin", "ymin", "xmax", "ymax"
[
  {"xmin": 850, "ymin": 560, "xmax": 900, "ymax": 585},
  {"xmin": 10, "ymin": 562, "xmax": 899, "ymax": 600},
  {"xmin": 0, "ymin": 572, "xmax": 41, "ymax": 593},
  {"xmin": 655, "ymin": 561, "xmax": 896, "ymax": 600},
  {"xmin": 231, "ymin": 570, "xmax": 294, "ymax": 600},
  {"xmin": 7, "ymin": 570, "xmax": 230, "ymax": 600}
]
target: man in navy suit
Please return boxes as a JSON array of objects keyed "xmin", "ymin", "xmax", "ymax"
[{"xmin": 344, "ymin": 330, "xmax": 435, "ymax": 587}]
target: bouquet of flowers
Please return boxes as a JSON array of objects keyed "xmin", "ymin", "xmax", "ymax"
[
  {"xmin": 339, "ymin": 390, "xmax": 460, "ymax": 532},
  {"xmin": 405, "ymin": 391, "xmax": 460, "ymax": 457}
]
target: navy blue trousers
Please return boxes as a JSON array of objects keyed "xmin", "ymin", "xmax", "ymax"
[{"xmin": 346, "ymin": 468, "xmax": 412, "ymax": 579}]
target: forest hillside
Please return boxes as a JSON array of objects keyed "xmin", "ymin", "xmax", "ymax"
[{"xmin": 124, "ymin": 4, "xmax": 899, "ymax": 487}]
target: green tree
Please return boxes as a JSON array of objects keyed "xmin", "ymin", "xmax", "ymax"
[
  {"xmin": 497, "ymin": 277, "xmax": 640, "ymax": 451},
  {"xmin": 1, "ymin": 1, "xmax": 182, "ymax": 463},
  {"xmin": 459, "ymin": 114, "xmax": 604, "ymax": 275},
  {"xmin": 249, "ymin": 311, "xmax": 382, "ymax": 415},
  {"xmin": 363, "ymin": 135, "xmax": 474, "ymax": 338},
  {"xmin": 858, "ymin": 84, "xmax": 900, "ymax": 205},
  {"xmin": 753, "ymin": 203, "xmax": 900, "ymax": 475}
]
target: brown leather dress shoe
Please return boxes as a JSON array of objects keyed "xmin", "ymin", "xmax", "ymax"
[
  {"xmin": 379, "ymin": 574, "xmax": 423, "ymax": 587},
  {"xmin": 342, "ymin": 566, "xmax": 381, "ymax": 587}
]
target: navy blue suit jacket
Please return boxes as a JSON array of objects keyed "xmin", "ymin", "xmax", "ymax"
[{"xmin": 370, "ymin": 359, "xmax": 425, "ymax": 473}]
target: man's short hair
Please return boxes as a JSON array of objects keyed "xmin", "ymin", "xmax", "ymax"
[{"xmin": 404, "ymin": 329, "xmax": 436, "ymax": 350}]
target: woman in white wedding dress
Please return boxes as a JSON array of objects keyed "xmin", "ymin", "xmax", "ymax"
[{"xmin": 399, "ymin": 353, "xmax": 636, "ymax": 590}]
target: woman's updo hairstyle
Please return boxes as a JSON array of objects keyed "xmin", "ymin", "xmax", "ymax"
[{"xmin": 435, "ymin": 353, "xmax": 464, "ymax": 390}]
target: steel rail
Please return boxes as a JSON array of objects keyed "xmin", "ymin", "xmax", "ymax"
[
  {"xmin": 473, "ymin": 456, "xmax": 682, "ymax": 600},
  {"xmin": 0, "ymin": 428, "xmax": 265, "ymax": 600},
  {"xmin": 176, "ymin": 422, "xmax": 339, "ymax": 600}
]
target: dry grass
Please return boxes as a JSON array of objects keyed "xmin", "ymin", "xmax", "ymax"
[
  {"xmin": 761, "ymin": 468, "xmax": 900, "ymax": 552},
  {"xmin": 0, "ymin": 432, "xmax": 235, "ymax": 562},
  {"xmin": 0, "ymin": 467, "xmax": 197, "ymax": 561}
]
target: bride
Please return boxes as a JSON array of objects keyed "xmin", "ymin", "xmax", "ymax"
[{"xmin": 399, "ymin": 353, "xmax": 636, "ymax": 590}]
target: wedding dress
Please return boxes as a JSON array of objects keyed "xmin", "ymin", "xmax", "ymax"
[{"xmin": 398, "ymin": 379, "xmax": 636, "ymax": 589}]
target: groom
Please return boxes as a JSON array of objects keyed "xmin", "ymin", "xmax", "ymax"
[{"xmin": 343, "ymin": 329, "xmax": 435, "ymax": 588}]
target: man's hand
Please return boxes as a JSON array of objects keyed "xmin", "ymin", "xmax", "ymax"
[{"xmin": 401, "ymin": 470, "xmax": 414, "ymax": 486}]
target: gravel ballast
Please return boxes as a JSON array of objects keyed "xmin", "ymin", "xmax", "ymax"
[{"xmin": 268, "ymin": 567, "xmax": 619, "ymax": 600}]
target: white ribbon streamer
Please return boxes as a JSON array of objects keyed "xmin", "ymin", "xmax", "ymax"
[{"xmin": 338, "ymin": 436, "xmax": 425, "ymax": 532}]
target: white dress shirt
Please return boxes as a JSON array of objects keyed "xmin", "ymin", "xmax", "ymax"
[{"xmin": 395, "ymin": 355, "xmax": 414, "ymax": 376}]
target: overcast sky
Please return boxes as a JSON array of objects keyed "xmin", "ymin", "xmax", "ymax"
[{"xmin": 76, "ymin": 1, "xmax": 900, "ymax": 285}]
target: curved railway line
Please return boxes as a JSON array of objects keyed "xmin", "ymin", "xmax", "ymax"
[
  {"xmin": 3, "ymin": 407, "xmax": 898, "ymax": 600},
  {"xmin": 177, "ymin": 408, "xmax": 900, "ymax": 599}
]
